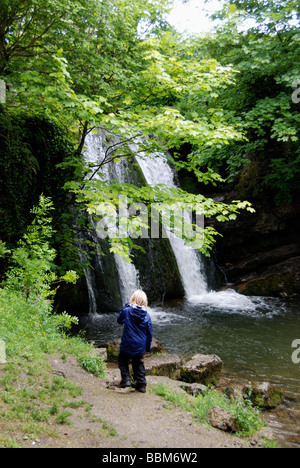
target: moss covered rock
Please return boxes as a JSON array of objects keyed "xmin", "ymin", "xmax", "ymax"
[
  {"xmin": 180, "ymin": 354, "xmax": 223, "ymax": 386},
  {"xmin": 144, "ymin": 353, "xmax": 182, "ymax": 379},
  {"xmin": 245, "ymin": 382, "xmax": 285, "ymax": 409},
  {"xmin": 237, "ymin": 273, "xmax": 294, "ymax": 297},
  {"xmin": 105, "ymin": 338, "xmax": 121, "ymax": 361}
]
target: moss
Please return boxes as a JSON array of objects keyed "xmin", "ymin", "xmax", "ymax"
[
  {"xmin": 239, "ymin": 273, "xmax": 293, "ymax": 297},
  {"xmin": 245, "ymin": 383, "xmax": 285, "ymax": 409},
  {"xmin": 180, "ymin": 366, "xmax": 221, "ymax": 387}
]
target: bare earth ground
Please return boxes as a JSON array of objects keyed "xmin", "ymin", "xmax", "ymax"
[{"xmin": 31, "ymin": 354, "xmax": 256, "ymax": 449}]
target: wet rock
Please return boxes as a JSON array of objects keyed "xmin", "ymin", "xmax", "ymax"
[
  {"xmin": 244, "ymin": 382, "xmax": 285, "ymax": 409},
  {"xmin": 180, "ymin": 354, "xmax": 223, "ymax": 386},
  {"xmin": 236, "ymin": 256, "xmax": 300, "ymax": 297},
  {"xmin": 213, "ymin": 194, "xmax": 300, "ymax": 298},
  {"xmin": 145, "ymin": 337, "xmax": 168, "ymax": 355},
  {"xmin": 144, "ymin": 353, "xmax": 182, "ymax": 379},
  {"xmin": 208, "ymin": 406, "xmax": 240, "ymax": 433}
]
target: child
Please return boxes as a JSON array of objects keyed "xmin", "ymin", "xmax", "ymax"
[{"xmin": 117, "ymin": 290, "xmax": 153, "ymax": 393}]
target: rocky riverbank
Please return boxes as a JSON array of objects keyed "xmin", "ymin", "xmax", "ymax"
[
  {"xmin": 48, "ymin": 354, "xmax": 261, "ymax": 449},
  {"xmin": 100, "ymin": 338, "xmax": 284, "ymax": 442}
]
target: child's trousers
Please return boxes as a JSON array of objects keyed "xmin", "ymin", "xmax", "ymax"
[{"xmin": 118, "ymin": 352, "xmax": 146, "ymax": 386}]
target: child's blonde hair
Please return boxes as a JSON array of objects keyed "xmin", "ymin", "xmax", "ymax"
[{"xmin": 129, "ymin": 290, "xmax": 148, "ymax": 308}]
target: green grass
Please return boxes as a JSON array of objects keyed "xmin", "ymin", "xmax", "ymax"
[
  {"xmin": 78, "ymin": 354, "xmax": 107, "ymax": 378},
  {"xmin": 0, "ymin": 288, "xmax": 107, "ymax": 447},
  {"xmin": 0, "ymin": 198, "xmax": 109, "ymax": 447},
  {"xmin": 152, "ymin": 382, "xmax": 266, "ymax": 439}
]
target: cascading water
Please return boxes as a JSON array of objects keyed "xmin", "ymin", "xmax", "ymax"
[
  {"xmin": 82, "ymin": 128, "xmax": 256, "ymax": 312},
  {"xmin": 134, "ymin": 147, "xmax": 208, "ymax": 299},
  {"xmin": 133, "ymin": 144, "xmax": 257, "ymax": 310},
  {"xmin": 114, "ymin": 255, "xmax": 140, "ymax": 305},
  {"xmin": 83, "ymin": 129, "xmax": 140, "ymax": 309}
]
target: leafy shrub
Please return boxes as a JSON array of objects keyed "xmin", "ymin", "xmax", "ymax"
[
  {"xmin": 78, "ymin": 355, "xmax": 106, "ymax": 378},
  {"xmin": 0, "ymin": 196, "xmax": 99, "ymax": 364}
]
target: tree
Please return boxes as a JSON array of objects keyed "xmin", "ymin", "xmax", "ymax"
[
  {"xmin": 0, "ymin": 0, "xmax": 255, "ymax": 262},
  {"xmin": 185, "ymin": 0, "xmax": 300, "ymax": 203}
]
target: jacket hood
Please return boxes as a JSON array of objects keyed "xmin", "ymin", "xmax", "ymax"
[{"xmin": 129, "ymin": 303, "xmax": 148, "ymax": 323}]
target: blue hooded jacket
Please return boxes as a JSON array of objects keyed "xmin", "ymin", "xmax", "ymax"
[{"xmin": 117, "ymin": 303, "xmax": 153, "ymax": 357}]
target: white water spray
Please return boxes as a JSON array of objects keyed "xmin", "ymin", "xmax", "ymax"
[
  {"xmin": 134, "ymin": 148, "xmax": 208, "ymax": 298},
  {"xmin": 83, "ymin": 130, "xmax": 258, "ymax": 312},
  {"xmin": 134, "ymin": 146, "xmax": 256, "ymax": 310}
]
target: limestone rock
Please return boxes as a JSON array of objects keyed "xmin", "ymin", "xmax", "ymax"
[
  {"xmin": 244, "ymin": 381, "xmax": 285, "ymax": 409},
  {"xmin": 208, "ymin": 406, "xmax": 240, "ymax": 433},
  {"xmin": 215, "ymin": 195, "xmax": 300, "ymax": 298},
  {"xmin": 91, "ymin": 347, "xmax": 108, "ymax": 361},
  {"xmin": 144, "ymin": 353, "xmax": 181, "ymax": 379},
  {"xmin": 180, "ymin": 382, "xmax": 207, "ymax": 397},
  {"xmin": 180, "ymin": 354, "xmax": 223, "ymax": 386}
]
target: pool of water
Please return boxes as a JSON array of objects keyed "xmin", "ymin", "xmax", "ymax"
[{"xmin": 79, "ymin": 291, "xmax": 300, "ymax": 448}]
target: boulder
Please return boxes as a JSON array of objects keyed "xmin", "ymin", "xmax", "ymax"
[
  {"xmin": 144, "ymin": 353, "xmax": 181, "ymax": 379},
  {"xmin": 145, "ymin": 337, "xmax": 168, "ymax": 355},
  {"xmin": 180, "ymin": 382, "xmax": 207, "ymax": 397},
  {"xmin": 91, "ymin": 347, "xmax": 108, "ymax": 361},
  {"xmin": 180, "ymin": 354, "xmax": 223, "ymax": 386},
  {"xmin": 104, "ymin": 338, "xmax": 121, "ymax": 361},
  {"xmin": 208, "ymin": 406, "xmax": 240, "ymax": 433},
  {"xmin": 244, "ymin": 381, "xmax": 285, "ymax": 409}
]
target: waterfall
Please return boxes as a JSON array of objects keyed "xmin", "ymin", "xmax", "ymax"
[
  {"xmin": 132, "ymin": 145, "xmax": 257, "ymax": 310},
  {"xmin": 114, "ymin": 255, "xmax": 140, "ymax": 305},
  {"xmin": 81, "ymin": 129, "xmax": 255, "ymax": 313},
  {"xmin": 134, "ymin": 147, "xmax": 209, "ymax": 299},
  {"xmin": 83, "ymin": 130, "xmax": 140, "ymax": 309},
  {"xmin": 134, "ymin": 149, "xmax": 257, "ymax": 309}
]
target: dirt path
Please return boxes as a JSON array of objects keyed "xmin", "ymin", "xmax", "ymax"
[{"xmin": 44, "ymin": 355, "xmax": 255, "ymax": 449}]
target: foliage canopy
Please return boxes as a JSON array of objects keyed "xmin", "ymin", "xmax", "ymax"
[
  {"xmin": 2, "ymin": 0, "xmax": 297, "ymax": 263},
  {"xmin": 188, "ymin": 0, "xmax": 300, "ymax": 203},
  {"xmin": 0, "ymin": 0, "xmax": 258, "ymax": 262}
]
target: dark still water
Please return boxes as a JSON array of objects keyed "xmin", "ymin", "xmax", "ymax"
[{"xmin": 80, "ymin": 291, "xmax": 300, "ymax": 448}]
